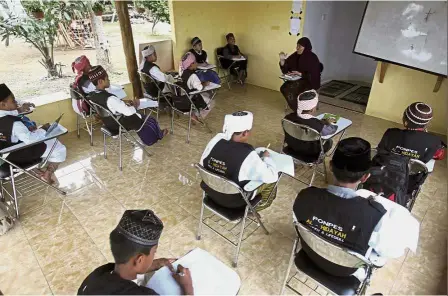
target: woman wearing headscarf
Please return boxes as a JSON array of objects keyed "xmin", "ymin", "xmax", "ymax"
[
  {"xmin": 188, "ymin": 37, "xmax": 221, "ymax": 84},
  {"xmin": 71, "ymin": 55, "xmax": 94, "ymax": 115},
  {"xmin": 279, "ymin": 37, "xmax": 321, "ymax": 111},
  {"xmin": 177, "ymin": 52, "xmax": 214, "ymax": 121},
  {"xmin": 283, "ymin": 90, "xmax": 336, "ymax": 160}
]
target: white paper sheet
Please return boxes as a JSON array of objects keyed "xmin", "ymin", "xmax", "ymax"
[
  {"xmin": 231, "ymin": 56, "xmax": 246, "ymax": 61},
  {"xmin": 189, "ymin": 82, "xmax": 221, "ymax": 95},
  {"xmin": 197, "ymin": 64, "xmax": 216, "ymax": 70},
  {"xmin": 255, "ymin": 147, "xmax": 295, "ymax": 177},
  {"xmin": 147, "ymin": 248, "xmax": 241, "ymax": 295},
  {"xmin": 137, "ymin": 98, "xmax": 159, "ymax": 110},
  {"xmin": 279, "ymin": 74, "xmax": 301, "ymax": 81}
]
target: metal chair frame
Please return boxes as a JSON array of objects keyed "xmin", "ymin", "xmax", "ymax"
[
  {"xmin": 281, "ymin": 119, "xmax": 329, "ymax": 186},
  {"xmin": 164, "ymin": 81, "xmax": 216, "ymax": 143},
  {"xmin": 0, "ymin": 134, "xmax": 67, "ymax": 218},
  {"xmin": 281, "ymin": 221, "xmax": 379, "ymax": 295},
  {"xmin": 139, "ymin": 71, "xmax": 167, "ymax": 121},
  {"xmin": 88, "ymin": 100, "xmax": 153, "ymax": 171},
  {"xmin": 216, "ymin": 47, "xmax": 238, "ymax": 90},
  {"xmin": 69, "ymin": 86, "xmax": 98, "ymax": 146},
  {"xmin": 195, "ymin": 163, "xmax": 270, "ymax": 267}
]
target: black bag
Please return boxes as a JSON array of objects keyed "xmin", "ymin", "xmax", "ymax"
[{"xmin": 363, "ymin": 150, "xmax": 410, "ymax": 207}]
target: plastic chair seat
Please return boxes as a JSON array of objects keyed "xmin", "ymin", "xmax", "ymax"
[
  {"xmin": 0, "ymin": 159, "xmax": 42, "ymax": 179},
  {"xmin": 282, "ymin": 146, "xmax": 321, "ymax": 164},
  {"xmin": 203, "ymin": 194, "xmax": 262, "ymax": 221},
  {"xmin": 294, "ymin": 250, "xmax": 361, "ymax": 296}
]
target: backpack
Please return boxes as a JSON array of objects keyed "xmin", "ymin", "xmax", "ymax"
[{"xmin": 362, "ymin": 150, "xmax": 410, "ymax": 207}]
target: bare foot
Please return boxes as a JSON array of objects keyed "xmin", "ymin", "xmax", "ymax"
[
  {"xmin": 162, "ymin": 129, "xmax": 169, "ymax": 137},
  {"xmin": 191, "ymin": 114, "xmax": 200, "ymax": 125},
  {"xmin": 41, "ymin": 171, "xmax": 55, "ymax": 184}
]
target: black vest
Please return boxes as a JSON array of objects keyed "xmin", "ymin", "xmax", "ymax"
[
  {"xmin": 225, "ymin": 44, "xmax": 240, "ymax": 56},
  {"xmin": 189, "ymin": 49, "xmax": 208, "ymax": 64},
  {"xmin": 88, "ymin": 90, "xmax": 142, "ymax": 133},
  {"xmin": 293, "ymin": 187, "xmax": 386, "ymax": 276},
  {"xmin": 0, "ymin": 115, "xmax": 22, "ymax": 150},
  {"xmin": 141, "ymin": 61, "xmax": 165, "ymax": 97},
  {"xmin": 0, "ymin": 115, "xmax": 46, "ymax": 164},
  {"xmin": 202, "ymin": 139, "xmax": 254, "ymax": 209},
  {"xmin": 180, "ymin": 69, "xmax": 196, "ymax": 92}
]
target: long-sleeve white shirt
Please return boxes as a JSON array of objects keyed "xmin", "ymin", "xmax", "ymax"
[
  {"xmin": 0, "ymin": 110, "xmax": 66, "ymax": 163},
  {"xmin": 200, "ymin": 133, "xmax": 278, "ymax": 184},
  {"xmin": 105, "ymin": 95, "xmax": 141, "ymax": 118}
]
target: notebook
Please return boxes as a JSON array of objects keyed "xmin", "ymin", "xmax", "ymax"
[
  {"xmin": 322, "ymin": 113, "xmax": 341, "ymax": 123},
  {"xmin": 197, "ymin": 64, "xmax": 216, "ymax": 70},
  {"xmin": 231, "ymin": 56, "xmax": 246, "ymax": 61},
  {"xmin": 147, "ymin": 248, "xmax": 241, "ymax": 295},
  {"xmin": 281, "ymin": 73, "xmax": 301, "ymax": 81},
  {"xmin": 255, "ymin": 147, "xmax": 295, "ymax": 177},
  {"xmin": 137, "ymin": 99, "xmax": 159, "ymax": 110}
]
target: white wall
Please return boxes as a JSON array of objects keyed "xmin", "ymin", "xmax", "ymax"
[{"xmin": 303, "ymin": 1, "xmax": 377, "ymax": 83}]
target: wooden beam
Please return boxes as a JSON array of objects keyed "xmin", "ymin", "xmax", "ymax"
[
  {"xmin": 115, "ymin": 1, "xmax": 142, "ymax": 98},
  {"xmin": 378, "ymin": 61, "xmax": 388, "ymax": 83},
  {"xmin": 433, "ymin": 76, "xmax": 444, "ymax": 93}
]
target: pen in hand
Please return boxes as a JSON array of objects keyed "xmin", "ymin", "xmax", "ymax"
[{"xmin": 259, "ymin": 143, "xmax": 271, "ymax": 158}]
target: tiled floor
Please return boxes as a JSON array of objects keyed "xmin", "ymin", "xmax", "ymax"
[{"xmin": 1, "ymin": 85, "xmax": 446, "ymax": 295}]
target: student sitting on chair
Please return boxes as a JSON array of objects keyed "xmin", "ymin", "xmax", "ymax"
[
  {"xmin": 139, "ymin": 45, "xmax": 176, "ymax": 97},
  {"xmin": 188, "ymin": 37, "xmax": 221, "ymax": 84},
  {"xmin": 279, "ymin": 37, "xmax": 321, "ymax": 111},
  {"xmin": 222, "ymin": 33, "xmax": 247, "ymax": 84},
  {"xmin": 378, "ymin": 102, "xmax": 446, "ymax": 163},
  {"xmin": 178, "ymin": 52, "xmax": 214, "ymax": 120},
  {"xmin": 200, "ymin": 111, "xmax": 279, "ymax": 212},
  {"xmin": 293, "ymin": 137, "xmax": 419, "ymax": 277},
  {"xmin": 78, "ymin": 210, "xmax": 194, "ymax": 295},
  {"xmin": 87, "ymin": 66, "xmax": 168, "ymax": 146},
  {"xmin": 71, "ymin": 55, "xmax": 94, "ymax": 116},
  {"xmin": 0, "ymin": 84, "xmax": 67, "ymax": 184},
  {"xmin": 283, "ymin": 90, "xmax": 336, "ymax": 160}
]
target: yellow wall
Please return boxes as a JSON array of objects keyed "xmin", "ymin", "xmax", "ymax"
[
  {"xmin": 366, "ymin": 63, "xmax": 447, "ymax": 135},
  {"xmin": 170, "ymin": 0, "xmax": 303, "ymax": 91}
]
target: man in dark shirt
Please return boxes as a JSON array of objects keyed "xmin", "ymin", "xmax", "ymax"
[
  {"xmin": 378, "ymin": 102, "xmax": 446, "ymax": 163},
  {"xmin": 78, "ymin": 210, "xmax": 193, "ymax": 295},
  {"xmin": 222, "ymin": 33, "xmax": 247, "ymax": 84}
]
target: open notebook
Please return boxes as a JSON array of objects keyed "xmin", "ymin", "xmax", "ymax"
[
  {"xmin": 147, "ymin": 248, "xmax": 241, "ymax": 295},
  {"xmin": 255, "ymin": 147, "xmax": 295, "ymax": 176},
  {"xmin": 197, "ymin": 64, "xmax": 216, "ymax": 70},
  {"xmin": 137, "ymin": 99, "xmax": 159, "ymax": 110}
]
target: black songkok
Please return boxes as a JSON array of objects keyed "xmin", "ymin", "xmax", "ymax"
[
  {"xmin": 0, "ymin": 84, "xmax": 12, "ymax": 102},
  {"xmin": 332, "ymin": 137, "xmax": 372, "ymax": 172},
  {"xmin": 114, "ymin": 210, "xmax": 164, "ymax": 246}
]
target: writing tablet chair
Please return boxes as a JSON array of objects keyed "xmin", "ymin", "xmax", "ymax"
[
  {"xmin": 0, "ymin": 133, "xmax": 67, "ymax": 218},
  {"xmin": 281, "ymin": 119, "xmax": 328, "ymax": 186},
  {"xmin": 69, "ymin": 84, "xmax": 97, "ymax": 146},
  {"xmin": 194, "ymin": 163, "xmax": 270, "ymax": 267},
  {"xmin": 406, "ymin": 159, "xmax": 429, "ymax": 211},
  {"xmin": 139, "ymin": 71, "xmax": 168, "ymax": 121},
  {"xmin": 87, "ymin": 100, "xmax": 153, "ymax": 171},
  {"xmin": 164, "ymin": 81, "xmax": 214, "ymax": 144},
  {"xmin": 280, "ymin": 220, "xmax": 380, "ymax": 295},
  {"xmin": 216, "ymin": 47, "xmax": 237, "ymax": 90}
]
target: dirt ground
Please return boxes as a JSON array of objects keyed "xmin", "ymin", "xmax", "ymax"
[{"xmin": 0, "ymin": 21, "xmax": 171, "ymax": 98}]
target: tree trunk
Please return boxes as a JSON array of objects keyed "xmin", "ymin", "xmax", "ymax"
[
  {"xmin": 151, "ymin": 19, "xmax": 158, "ymax": 34},
  {"xmin": 115, "ymin": 1, "xmax": 143, "ymax": 99},
  {"xmin": 90, "ymin": 11, "xmax": 113, "ymax": 71}
]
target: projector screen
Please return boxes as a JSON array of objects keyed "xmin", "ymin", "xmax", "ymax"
[{"xmin": 354, "ymin": 1, "xmax": 447, "ymax": 76}]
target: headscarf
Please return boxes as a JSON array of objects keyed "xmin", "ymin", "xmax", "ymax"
[
  {"xmin": 88, "ymin": 65, "xmax": 108, "ymax": 84},
  {"xmin": 139, "ymin": 45, "xmax": 156, "ymax": 70},
  {"xmin": 181, "ymin": 52, "xmax": 196, "ymax": 71},
  {"xmin": 114, "ymin": 210, "xmax": 164, "ymax": 246},
  {"xmin": 296, "ymin": 90, "xmax": 318, "ymax": 119},
  {"xmin": 297, "ymin": 37, "xmax": 312, "ymax": 52},
  {"xmin": 403, "ymin": 102, "xmax": 433, "ymax": 129},
  {"xmin": 0, "ymin": 83, "xmax": 12, "ymax": 102},
  {"xmin": 332, "ymin": 137, "xmax": 372, "ymax": 173},
  {"xmin": 72, "ymin": 55, "xmax": 91, "ymax": 89},
  {"xmin": 222, "ymin": 111, "xmax": 253, "ymax": 140},
  {"xmin": 191, "ymin": 37, "xmax": 202, "ymax": 47}
]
